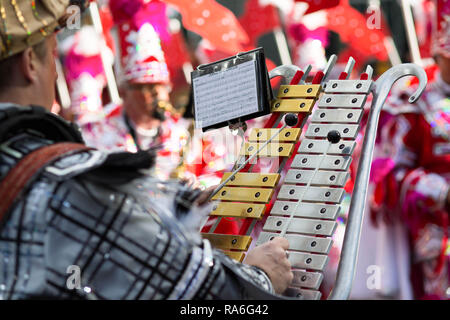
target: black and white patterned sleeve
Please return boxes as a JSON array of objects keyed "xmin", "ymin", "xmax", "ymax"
[{"xmin": 41, "ymin": 177, "xmax": 278, "ymax": 300}]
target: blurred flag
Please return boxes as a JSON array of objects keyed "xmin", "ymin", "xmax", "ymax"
[
  {"xmin": 164, "ymin": 0, "xmax": 248, "ymax": 54},
  {"xmin": 239, "ymin": 0, "xmax": 281, "ymax": 46},
  {"xmin": 296, "ymin": 0, "xmax": 340, "ymax": 15},
  {"xmin": 161, "ymin": 20, "xmax": 192, "ymax": 87},
  {"xmin": 326, "ymin": 0, "xmax": 388, "ymax": 63}
]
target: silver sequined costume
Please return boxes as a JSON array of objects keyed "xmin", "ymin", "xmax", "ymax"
[{"xmin": 0, "ymin": 104, "xmax": 277, "ymax": 300}]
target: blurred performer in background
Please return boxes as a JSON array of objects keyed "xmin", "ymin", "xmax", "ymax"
[
  {"xmin": 81, "ymin": 1, "xmax": 170, "ymax": 154},
  {"xmin": 0, "ymin": 0, "xmax": 294, "ymax": 300},
  {"xmin": 368, "ymin": 0, "xmax": 449, "ymax": 299},
  {"xmin": 77, "ymin": 1, "xmax": 239, "ymax": 235},
  {"xmin": 78, "ymin": 0, "xmax": 194, "ymax": 181},
  {"xmin": 62, "ymin": 25, "xmax": 111, "ymax": 126}
]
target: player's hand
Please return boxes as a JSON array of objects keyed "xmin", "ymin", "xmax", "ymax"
[{"xmin": 244, "ymin": 237, "xmax": 293, "ymax": 294}]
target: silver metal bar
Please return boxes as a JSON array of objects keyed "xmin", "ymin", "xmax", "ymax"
[
  {"xmin": 270, "ymin": 201, "xmax": 341, "ymax": 220},
  {"xmin": 296, "ymin": 289, "xmax": 322, "ymax": 300},
  {"xmin": 305, "ymin": 123, "xmax": 360, "ymax": 139},
  {"xmin": 257, "ymin": 232, "xmax": 333, "ymax": 254},
  {"xmin": 324, "ymin": 80, "xmax": 372, "ymax": 94},
  {"xmin": 328, "ymin": 63, "xmax": 427, "ymax": 300},
  {"xmin": 278, "ymin": 185, "xmax": 344, "ymax": 204},
  {"xmin": 263, "ymin": 216, "xmax": 337, "ymax": 237},
  {"xmin": 318, "ymin": 94, "xmax": 367, "ymax": 109},
  {"xmin": 299, "ymin": 64, "xmax": 312, "ymax": 85},
  {"xmin": 291, "ymin": 154, "xmax": 352, "ymax": 171},
  {"xmin": 343, "ymin": 57, "xmax": 355, "ymax": 79},
  {"xmin": 365, "ymin": 65, "xmax": 374, "ymax": 81},
  {"xmin": 311, "ymin": 109, "xmax": 363, "ymax": 124},
  {"xmin": 298, "ymin": 139, "xmax": 356, "ymax": 155},
  {"xmin": 288, "ymin": 252, "xmax": 329, "ymax": 271},
  {"xmin": 291, "ymin": 271, "xmax": 324, "ymax": 290},
  {"xmin": 284, "ymin": 287, "xmax": 322, "ymax": 300},
  {"xmin": 285, "ymin": 169, "xmax": 350, "ymax": 187},
  {"xmin": 321, "ymin": 54, "xmax": 338, "ymax": 85}
]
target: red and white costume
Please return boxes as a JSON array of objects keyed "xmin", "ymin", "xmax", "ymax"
[
  {"xmin": 350, "ymin": 0, "xmax": 450, "ymax": 300},
  {"xmin": 369, "ymin": 68, "xmax": 450, "ymax": 299},
  {"xmin": 62, "ymin": 25, "xmax": 111, "ymax": 125}
]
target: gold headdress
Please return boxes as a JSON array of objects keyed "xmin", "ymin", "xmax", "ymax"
[{"xmin": 0, "ymin": 0, "xmax": 69, "ymax": 60}]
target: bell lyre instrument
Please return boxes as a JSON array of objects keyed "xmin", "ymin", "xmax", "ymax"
[{"xmin": 198, "ymin": 53, "xmax": 427, "ymax": 300}]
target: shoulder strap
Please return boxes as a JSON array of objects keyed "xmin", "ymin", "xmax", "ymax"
[{"xmin": 0, "ymin": 142, "xmax": 91, "ymax": 224}]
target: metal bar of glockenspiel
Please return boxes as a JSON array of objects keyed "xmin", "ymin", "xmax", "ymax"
[
  {"xmin": 242, "ymin": 66, "xmax": 313, "ymax": 236},
  {"xmin": 279, "ymin": 138, "xmax": 336, "ymax": 238},
  {"xmin": 321, "ymin": 54, "xmax": 337, "ymax": 86}
]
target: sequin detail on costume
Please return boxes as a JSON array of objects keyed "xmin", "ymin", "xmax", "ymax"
[
  {"xmin": 11, "ymin": 0, "xmax": 31, "ymax": 35},
  {"xmin": 30, "ymin": 0, "xmax": 48, "ymax": 36}
]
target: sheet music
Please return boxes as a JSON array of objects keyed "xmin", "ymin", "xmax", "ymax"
[{"xmin": 193, "ymin": 60, "xmax": 260, "ymax": 129}]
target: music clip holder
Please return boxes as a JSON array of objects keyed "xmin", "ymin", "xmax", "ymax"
[{"xmin": 191, "ymin": 47, "xmax": 273, "ymax": 132}]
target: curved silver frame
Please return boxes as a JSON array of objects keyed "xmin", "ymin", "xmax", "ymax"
[{"xmin": 328, "ymin": 63, "xmax": 428, "ymax": 300}]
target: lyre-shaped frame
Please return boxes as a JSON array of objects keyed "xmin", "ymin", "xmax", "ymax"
[{"xmin": 203, "ymin": 56, "xmax": 427, "ymax": 300}]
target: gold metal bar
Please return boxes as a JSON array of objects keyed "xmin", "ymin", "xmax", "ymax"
[
  {"xmin": 210, "ymin": 202, "xmax": 266, "ymax": 219},
  {"xmin": 202, "ymin": 234, "xmax": 252, "ymax": 251},
  {"xmin": 240, "ymin": 142, "xmax": 295, "ymax": 158},
  {"xmin": 221, "ymin": 172, "xmax": 280, "ymax": 187},
  {"xmin": 271, "ymin": 99, "xmax": 315, "ymax": 113},
  {"xmin": 249, "ymin": 128, "xmax": 301, "ymax": 142},
  {"xmin": 211, "ymin": 187, "xmax": 274, "ymax": 203},
  {"xmin": 277, "ymin": 85, "xmax": 321, "ymax": 99},
  {"xmin": 222, "ymin": 251, "xmax": 246, "ymax": 262}
]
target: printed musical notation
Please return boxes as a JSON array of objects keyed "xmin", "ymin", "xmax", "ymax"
[{"xmin": 193, "ymin": 60, "xmax": 260, "ymax": 129}]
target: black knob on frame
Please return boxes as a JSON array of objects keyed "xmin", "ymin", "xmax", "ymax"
[
  {"xmin": 284, "ymin": 113, "xmax": 298, "ymax": 127},
  {"xmin": 327, "ymin": 130, "xmax": 341, "ymax": 144}
]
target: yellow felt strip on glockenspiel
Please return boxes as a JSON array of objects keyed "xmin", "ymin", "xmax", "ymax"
[
  {"xmin": 221, "ymin": 172, "xmax": 280, "ymax": 187},
  {"xmin": 202, "ymin": 234, "xmax": 252, "ymax": 251},
  {"xmin": 240, "ymin": 142, "xmax": 295, "ymax": 158},
  {"xmin": 249, "ymin": 128, "xmax": 301, "ymax": 142},
  {"xmin": 211, "ymin": 186, "xmax": 274, "ymax": 203},
  {"xmin": 277, "ymin": 84, "xmax": 321, "ymax": 99},
  {"xmin": 271, "ymin": 99, "xmax": 315, "ymax": 113},
  {"xmin": 210, "ymin": 202, "xmax": 266, "ymax": 219}
]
